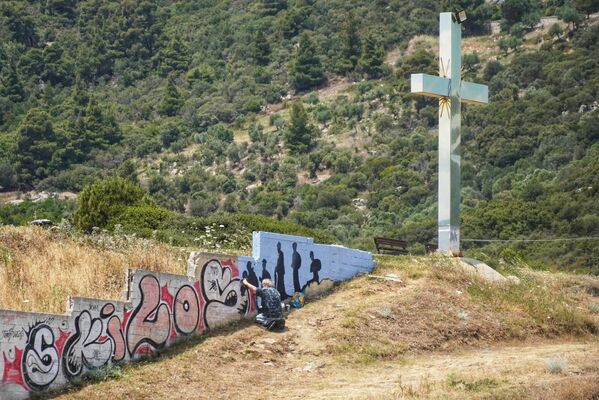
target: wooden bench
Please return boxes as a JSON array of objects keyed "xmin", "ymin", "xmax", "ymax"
[
  {"xmin": 425, "ymin": 243, "xmax": 438, "ymax": 254},
  {"xmin": 374, "ymin": 237, "xmax": 408, "ymax": 255}
]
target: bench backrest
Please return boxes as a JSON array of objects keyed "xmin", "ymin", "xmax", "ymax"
[{"xmin": 374, "ymin": 237, "xmax": 408, "ymax": 255}]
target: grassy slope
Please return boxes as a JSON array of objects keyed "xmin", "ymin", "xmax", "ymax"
[
  {"xmin": 0, "ymin": 226, "xmax": 186, "ymax": 313},
  {"xmin": 17, "ymin": 245, "xmax": 594, "ymax": 399}
]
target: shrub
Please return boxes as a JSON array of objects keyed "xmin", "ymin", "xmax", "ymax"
[
  {"xmin": 73, "ymin": 178, "xmax": 156, "ymax": 232},
  {"xmin": 108, "ymin": 205, "xmax": 173, "ymax": 235},
  {"xmin": 545, "ymin": 356, "xmax": 567, "ymax": 374},
  {"xmin": 231, "ymin": 214, "xmax": 336, "ymax": 244}
]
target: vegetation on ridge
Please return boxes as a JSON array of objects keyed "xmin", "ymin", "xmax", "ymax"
[{"xmin": 0, "ymin": 0, "xmax": 598, "ymax": 272}]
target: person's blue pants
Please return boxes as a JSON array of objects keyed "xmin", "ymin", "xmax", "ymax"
[{"xmin": 255, "ymin": 313, "xmax": 285, "ymax": 330}]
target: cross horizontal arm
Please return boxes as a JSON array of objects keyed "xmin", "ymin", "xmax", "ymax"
[
  {"xmin": 410, "ymin": 73, "xmax": 450, "ymax": 98},
  {"xmin": 461, "ymin": 81, "xmax": 488, "ymax": 105}
]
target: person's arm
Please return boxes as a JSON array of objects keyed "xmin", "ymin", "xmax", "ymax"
[{"xmin": 241, "ymin": 278, "xmax": 258, "ymax": 292}]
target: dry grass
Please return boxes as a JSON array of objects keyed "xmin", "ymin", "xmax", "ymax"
[
  {"xmin": 0, "ymin": 225, "xmax": 186, "ymax": 313},
  {"xmin": 324, "ymin": 256, "xmax": 598, "ymax": 365},
  {"xmin": 525, "ymin": 376, "xmax": 599, "ymax": 400},
  {"xmin": 317, "ymin": 77, "xmax": 354, "ymax": 102}
]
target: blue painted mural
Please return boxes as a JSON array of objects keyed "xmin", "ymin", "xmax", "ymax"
[{"xmin": 252, "ymin": 231, "xmax": 374, "ymax": 298}]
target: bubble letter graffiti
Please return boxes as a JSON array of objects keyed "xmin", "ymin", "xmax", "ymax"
[
  {"xmin": 173, "ymin": 285, "xmax": 200, "ymax": 335},
  {"xmin": 62, "ymin": 311, "xmax": 112, "ymax": 380},
  {"xmin": 126, "ymin": 275, "xmax": 171, "ymax": 356},
  {"xmin": 22, "ymin": 324, "xmax": 59, "ymax": 391},
  {"xmin": 201, "ymin": 259, "xmax": 249, "ymax": 329}
]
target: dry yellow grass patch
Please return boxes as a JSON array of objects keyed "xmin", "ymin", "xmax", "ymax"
[{"xmin": 0, "ymin": 226, "xmax": 186, "ymax": 314}]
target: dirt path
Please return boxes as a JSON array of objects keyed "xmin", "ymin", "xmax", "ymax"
[{"xmin": 285, "ymin": 340, "xmax": 599, "ymax": 399}]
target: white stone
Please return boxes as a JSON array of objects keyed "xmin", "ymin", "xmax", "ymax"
[{"xmin": 456, "ymin": 258, "xmax": 508, "ymax": 284}]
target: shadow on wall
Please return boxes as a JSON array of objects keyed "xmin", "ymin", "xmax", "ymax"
[{"xmin": 0, "ymin": 232, "xmax": 373, "ymax": 399}]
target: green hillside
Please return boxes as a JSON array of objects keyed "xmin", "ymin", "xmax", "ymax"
[{"xmin": 1, "ymin": 0, "xmax": 598, "ymax": 272}]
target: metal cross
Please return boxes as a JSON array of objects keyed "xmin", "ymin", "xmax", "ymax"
[{"xmin": 410, "ymin": 12, "xmax": 489, "ymax": 255}]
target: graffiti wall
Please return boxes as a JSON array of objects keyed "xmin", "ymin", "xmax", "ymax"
[{"xmin": 0, "ymin": 232, "xmax": 373, "ymax": 399}]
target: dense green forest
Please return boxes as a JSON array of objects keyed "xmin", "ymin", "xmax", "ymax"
[{"xmin": 0, "ymin": 0, "xmax": 598, "ymax": 273}]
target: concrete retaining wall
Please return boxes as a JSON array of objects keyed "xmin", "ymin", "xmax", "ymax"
[{"xmin": 0, "ymin": 232, "xmax": 373, "ymax": 399}]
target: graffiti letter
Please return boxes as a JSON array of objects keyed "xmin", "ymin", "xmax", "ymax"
[
  {"xmin": 173, "ymin": 285, "xmax": 200, "ymax": 335},
  {"xmin": 99, "ymin": 303, "xmax": 126, "ymax": 362},
  {"xmin": 201, "ymin": 259, "xmax": 249, "ymax": 329},
  {"xmin": 126, "ymin": 275, "xmax": 171, "ymax": 356},
  {"xmin": 22, "ymin": 324, "xmax": 59, "ymax": 391},
  {"xmin": 62, "ymin": 311, "xmax": 112, "ymax": 380},
  {"xmin": 106, "ymin": 316, "xmax": 126, "ymax": 362}
]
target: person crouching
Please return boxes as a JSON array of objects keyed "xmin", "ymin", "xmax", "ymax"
[{"xmin": 241, "ymin": 278, "xmax": 285, "ymax": 330}]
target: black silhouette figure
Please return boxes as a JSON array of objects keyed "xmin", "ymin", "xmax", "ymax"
[
  {"xmin": 309, "ymin": 251, "xmax": 321, "ymax": 284},
  {"xmin": 260, "ymin": 259, "xmax": 271, "ymax": 285},
  {"xmin": 246, "ymin": 261, "xmax": 260, "ymax": 287},
  {"xmin": 291, "ymin": 242, "xmax": 302, "ymax": 293},
  {"xmin": 241, "ymin": 270, "xmax": 249, "ymax": 296},
  {"xmin": 274, "ymin": 242, "xmax": 288, "ymax": 299}
]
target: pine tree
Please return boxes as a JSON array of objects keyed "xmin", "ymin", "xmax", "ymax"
[
  {"xmin": 156, "ymin": 37, "xmax": 190, "ymax": 77},
  {"xmin": 358, "ymin": 34, "xmax": 385, "ymax": 79},
  {"xmin": 60, "ymin": 86, "xmax": 122, "ymax": 164},
  {"xmin": 42, "ymin": 42, "xmax": 73, "ymax": 86},
  {"xmin": 278, "ymin": 6, "xmax": 309, "ymax": 38},
  {"xmin": 16, "ymin": 109, "xmax": 61, "ymax": 186},
  {"xmin": 285, "ymin": 100, "xmax": 317, "ymax": 154},
  {"xmin": 252, "ymin": 30, "xmax": 271, "ymax": 66},
  {"xmin": 463, "ymin": 52, "xmax": 481, "ymax": 73},
  {"xmin": 44, "ymin": 0, "xmax": 77, "ymax": 18},
  {"xmin": 2, "ymin": 2, "xmax": 38, "ymax": 47},
  {"xmin": 0, "ymin": 162, "xmax": 17, "ymax": 190},
  {"xmin": 548, "ymin": 23, "xmax": 563, "ymax": 40},
  {"xmin": 158, "ymin": 76, "xmax": 184, "ymax": 116},
  {"xmin": 59, "ymin": 83, "xmax": 89, "ymax": 163},
  {"xmin": 0, "ymin": 64, "xmax": 25, "ymax": 102},
  {"xmin": 558, "ymin": 5, "xmax": 584, "ymax": 31},
  {"xmin": 336, "ymin": 13, "xmax": 361, "ymax": 74},
  {"xmin": 501, "ymin": 0, "xmax": 541, "ymax": 29},
  {"xmin": 82, "ymin": 98, "xmax": 122, "ymax": 147},
  {"xmin": 290, "ymin": 32, "xmax": 326, "ymax": 92}
]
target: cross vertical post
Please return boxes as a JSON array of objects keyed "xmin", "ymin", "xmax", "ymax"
[
  {"xmin": 410, "ymin": 12, "xmax": 489, "ymax": 255},
  {"xmin": 439, "ymin": 12, "xmax": 461, "ymax": 255}
]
